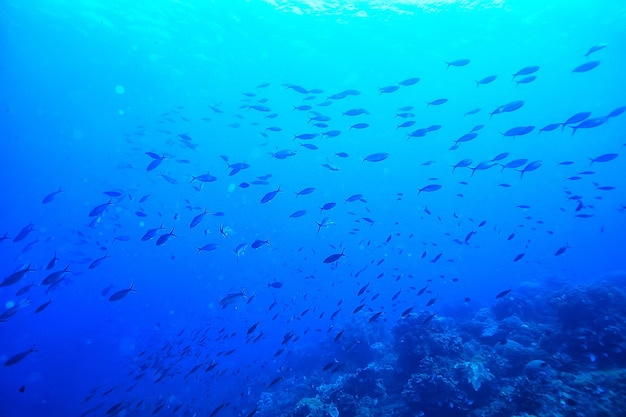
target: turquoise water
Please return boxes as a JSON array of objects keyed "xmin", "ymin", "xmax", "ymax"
[{"xmin": 2, "ymin": 1, "xmax": 626, "ymax": 416}]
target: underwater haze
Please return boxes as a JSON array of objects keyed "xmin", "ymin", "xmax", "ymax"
[{"xmin": 2, "ymin": 0, "xmax": 626, "ymax": 416}]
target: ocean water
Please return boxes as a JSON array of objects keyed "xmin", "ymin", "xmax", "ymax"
[{"xmin": 2, "ymin": 0, "xmax": 626, "ymax": 416}]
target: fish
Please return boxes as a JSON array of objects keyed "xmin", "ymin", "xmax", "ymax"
[
  {"xmin": 156, "ymin": 228, "xmax": 176, "ymax": 246},
  {"xmin": 583, "ymin": 43, "xmax": 607, "ymax": 57},
  {"xmin": 513, "ymin": 253, "xmax": 525, "ymax": 262},
  {"xmin": 42, "ymin": 187, "xmax": 63, "ymax": 204},
  {"xmin": 323, "ymin": 250, "xmax": 346, "ymax": 264},
  {"xmin": 554, "ymin": 245, "xmax": 569, "ymax": 256},
  {"xmin": 12, "ymin": 224, "xmax": 33, "ymax": 243},
  {"xmin": 350, "ymin": 123, "xmax": 369, "ymax": 130},
  {"xmin": 296, "ymin": 187, "xmax": 315, "ymax": 197},
  {"xmin": 476, "ymin": 75, "xmax": 497, "ymax": 86},
  {"xmin": 368, "ymin": 311, "xmax": 383, "ymax": 322},
  {"xmin": 343, "ymin": 108, "xmax": 369, "ymax": 116},
  {"xmin": 427, "ymin": 98, "xmax": 448, "ymax": 106},
  {"xmin": 234, "ymin": 243, "xmax": 247, "ymax": 260},
  {"xmin": 503, "ymin": 126, "xmax": 535, "ymax": 137},
  {"xmin": 190, "ymin": 172, "xmax": 218, "ymax": 183},
  {"xmin": 588, "ymin": 153, "xmax": 617, "ymax": 165},
  {"xmin": 88, "ymin": 253, "xmax": 109, "ymax": 269},
  {"xmin": 345, "ymin": 194, "xmax": 364, "ymax": 203},
  {"xmin": 35, "ymin": 300, "xmax": 52, "ymax": 314},
  {"xmin": 322, "ymin": 130, "xmax": 342, "ymax": 138},
  {"xmin": 422, "ymin": 312, "xmax": 437, "ymax": 325},
  {"xmin": 363, "ymin": 152, "xmax": 389, "ymax": 163},
  {"xmin": 146, "ymin": 153, "xmax": 166, "ymax": 171},
  {"xmin": 41, "ymin": 265, "xmax": 71, "ymax": 285},
  {"xmin": 197, "ymin": 243, "xmax": 219, "ymax": 253},
  {"xmin": 452, "ymin": 159, "xmax": 473, "ymax": 172},
  {"xmin": 141, "ymin": 224, "xmax": 165, "ymax": 241},
  {"xmin": 446, "ymin": 58, "xmax": 470, "ymax": 68},
  {"xmin": 518, "ymin": 161, "xmax": 542, "ymax": 178},
  {"xmin": 88, "ymin": 200, "xmax": 112, "ymax": 217},
  {"xmin": 539, "ymin": 123, "xmax": 560, "ymax": 133},
  {"xmin": 251, "ymin": 239, "xmax": 270, "ymax": 249},
  {"xmin": 1, "ymin": 264, "xmax": 35, "ymax": 287},
  {"xmin": 4, "ymin": 346, "xmax": 37, "ymax": 366},
  {"xmin": 607, "ymin": 106, "xmax": 625, "ymax": 119},
  {"xmin": 516, "ymin": 75, "xmax": 537, "ymax": 86},
  {"xmin": 455, "ymin": 132, "xmax": 477, "ymax": 144},
  {"xmin": 500, "ymin": 158, "xmax": 528, "ymax": 172},
  {"xmin": 418, "ymin": 184, "xmax": 442, "ymax": 194},
  {"xmin": 320, "ymin": 202, "xmax": 336, "ymax": 212},
  {"xmin": 561, "ymin": 111, "xmax": 591, "ymax": 130},
  {"xmin": 268, "ymin": 281, "xmax": 282, "ymax": 288},
  {"xmin": 496, "ymin": 289, "xmax": 512, "ymax": 298},
  {"xmin": 426, "ymin": 298, "xmax": 437, "ymax": 307},
  {"xmin": 569, "ymin": 117, "xmax": 607, "ymax": 135},
  {"xmin": 108, "ymin": 282, "xmax": 137, "ymax": 301},
  {"xmin": 379, "ymin": 85, "xmax": 399, "ymax": 94},
  {"xmin": 267, "ymin": 376, "xmax": 284, "ymax": 389},
  {"xmin": 260, "ymin": 186, "xmax": 281, "ymax": 204},
  {"xmin": 289, "ymin": 210, "xmax": 307, "ymax": 218},
  {"xmin": 572, "ymin": 61, "xmax": 600, "ymax": 73},
  {"xmin": 512, "ymin": 65, "xmax": 539, "ymax": 78},
  {"xmin": 399, "ymin": 77, "xmax": 420, "ymax": 86},
  {"xmin": 465, "ymin": 108, "xmax": 481, "ymax": 116},
  {"xmin": 190, "ymin": 209, "xmax": 211, "ymax": 228}
]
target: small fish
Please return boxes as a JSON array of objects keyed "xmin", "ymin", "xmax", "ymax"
[
  {"xmin": 513, "ymin": 253, "xmax": 525, "ymax": 262},
  {"xmin": 399, "ymin": 77, "xmax": 420, "ymax": 86},
  {"xmin": 572, "ymin": 61, "xmax": 600, "ymax": 73},
  {"xmin": 422, "ymin": 312, "xmax": 437, "ymax": 325},
  {"xmin": 583, "ymin": 43, "xmax": 607, "ymax": 58},
  {"xmin": 197, "ymin": 243, "xmax": 219, "ymax": 253},
  {"xmin": 88, "ymin": 200, "xmax": 112, "ymax": 217},
  {"xmin": 512, "ymin": 65, "xmax": 539, "ymax": 78},
  {"xmin": 4, "ymin": 346, "xmax": 37, "ymax": 366},
  {"xmin": 260, "ymin": 186, "xmax": 281, "ymax": 204},
  {"xmin": 289, "ymin": 210, "xmax": 307, "ymax": 218},
  {"xmin": 156, "ymin": 228, "xmax": 176, "ymax": 246},
  {"xmin": 554, "ymin": 244, "xmax": 570, "ymax": 256},
  {"xmin": 35, "ymin": 300, "xmax": 52, "ymax": 314},
  {"xmin": 190, "ymin": 209, "xmax": 211, "ymax": 228},
  {"xmin": 108, "ymin": 282, "xmax": 137, "ymax": 301},
  {"xmin": 343, "ymin": 108, "xmax": 369, "ymax": 116},
  {"xmin": 363, "ymin": 152, "xmax": 389, "ymax": 163},
  {"xmin": 379, "ymin": 85, "xmax": 399, "ymax": 94},
  {"xmin": 519, "ymin": 161, "xmax": 542, "ymax": 178},
  {"xmin": 323, "ymin": 250, "xmax": 345, "ymax": 264},
  {"xmin": 251, "ymin": 238, "xmax": 270, "ymax": 249},
  {"xmin": 368, "ymin": 311, "xmax": 383, "ymax": 322},
  {"xmin": 476, "ymin": 75, "xmax": 497, "ymax": 86},
  {"xmin": 446, "ymin": 58, "xmax": 470, "ymax": 68},
  {"xmin": 42, "ymin": 188, "xmax": 63, "ymax": 204},
  {"xmin": 589, "ymin": 153, "xmax": 617, "ymax": 165},
  {"xmin": 418, "ymin": 184, "xmax": 442, "ymax": 194},
  {"xmin": 88, "ymin": 253, "xmax": 109, "ymax": 269},
  {"xmin": 427, "ymin": 98, "xmax": 448, "ymax": 106},
  {"xmin": 1, "ymin": 264, "xmax": 35, "ymax": 287},
  {"xmin": 141, "ymin": 224, "xmax": 165, "ymax": 241},
  {"xmin": 45, "ymin": 251, "xmax": 59, "ymax": 270},
  {"xmin": 496, "ymin": 288, "xmax": 512, "ymax": 298}
]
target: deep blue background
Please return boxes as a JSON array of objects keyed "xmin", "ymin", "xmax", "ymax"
[{"xmin": 1, "ymin": 1, "xmax": 625, "ymax": 416}]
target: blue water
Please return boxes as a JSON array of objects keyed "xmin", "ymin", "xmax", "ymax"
[{"xmin": 2, "ymin": 1, "xmax": 626, "ymax": 416}]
